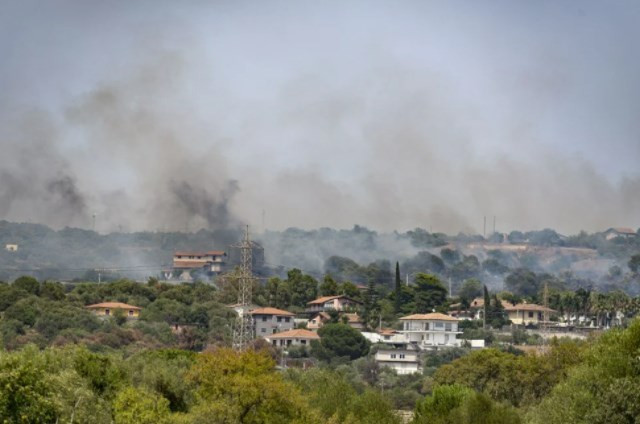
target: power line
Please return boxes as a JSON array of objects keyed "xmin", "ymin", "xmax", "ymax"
[{"xmin": 0, "ymin": 264, "xmax": 171, "ymax": 272}]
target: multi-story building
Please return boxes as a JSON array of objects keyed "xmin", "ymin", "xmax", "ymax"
[
  {"xmin": 166, "ymin": 250, "xmax": 227, "ymax": 280},
  {"xmin": 375, "ymin": 349, "xmax": 421, "ymax": 374},
  {"xmin": 252, "ymin": 307, "xmax": 295, "ymax": 336},
  {"xmin": 399, "ymin": 313, "xmax": 462, "ymax": 349}
]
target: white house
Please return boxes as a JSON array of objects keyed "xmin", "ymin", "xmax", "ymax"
[
  {"xmin": 5, "ymin": 244, "xmax": 18, "ymax": 252},
  {"xmin": 265, "ymin": 329, "xmax": 319, "ymax": 348},
  {"xmin": 375, "ymin": 349, "xmax": 421, "ymax": 375},
  {"xmin": 399, "ymin": 313, "xmax": 462, "ymax": 349},
  {"xmin": 504, "ymin": 303, "xmax": 555, "ymax": 326}
]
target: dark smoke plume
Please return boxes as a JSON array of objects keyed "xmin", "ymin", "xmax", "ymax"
[{"xmin": 169, "ymin": 180, "xmax": 240, "ymax": 230}]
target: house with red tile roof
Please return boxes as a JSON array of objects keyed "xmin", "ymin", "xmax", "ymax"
[
  {"xmin": 251, "ymin": 307, "xmax": 295, "ymax": 336},
  {"xmin": 306, "ymin": 295, "xmax": 361, "ymax": 313},
  {"xmin": 265, "ymin": 329, "xmax": 319, "ymax": 348},
  {"xmin": 399, "ymin": 312, "xmax": 462, "ymax": 349}
]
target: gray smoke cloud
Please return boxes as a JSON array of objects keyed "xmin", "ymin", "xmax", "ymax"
[{"xmin": 0, "ymin": 1, "xmax": 639, "ymax": 235}]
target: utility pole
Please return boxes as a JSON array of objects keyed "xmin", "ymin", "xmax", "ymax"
[
  {"xmin": 92, "ymin": 213, "xmax": 96, "ymax": 232},
  {"xmin": 483, "ymin": 216, "xmax": 486, "ymax": 238},
  {"xmin": 543, "ymin": 282, "xmax": 549, "ymax": 332},
  {"xmin": 232, "ymin": 225, "xmax": 256, "ymax": 351}
]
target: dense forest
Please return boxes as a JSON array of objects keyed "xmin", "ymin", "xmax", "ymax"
[{"xmin": 2, "ymin": 270, "xmax": 640, "ymax": 422}]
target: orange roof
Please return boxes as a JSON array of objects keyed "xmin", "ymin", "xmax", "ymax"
[
  {"xmin": 86, "ymin": 302, "xmax": 141, "ymax": 310},
  {"xmin": 468, "ymin": 298, "xmax": 515, "ymax": 309},
  {"xmin": 250, "ymin": 307, "xmax": 295, "ymax": 316},
  {"xmin": 311, "ymin": 312, "xmax": 331, "ymax": 320},
  {"xmin": 307, "ymin": 295, "xmax": 360, "ymax": 305},
  {"xmin": 267, "ymin": 329, "xmax": 320, "ymax": 340},
  {"xmin": 400, "ymin": 313, "xmax": 458, "ymax": 321},
  {"xmin": 504, "ymin": 303, "xmax": 555, "ymax": 313},
  {"xmin": 308, "ymin": 295, "xmax": 342, "ymax": 304},
  {"xmin": 378, "ymin": 328, "xmax": 399, "ymax": 335},
  {"xmin": 174, "ymin": 250, "xmax": 226, "ymax": 256}
]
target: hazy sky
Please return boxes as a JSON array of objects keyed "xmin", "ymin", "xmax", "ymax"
[{"xmin": 1, "ymin": 1, "xmax": 639, "ymax": 234}]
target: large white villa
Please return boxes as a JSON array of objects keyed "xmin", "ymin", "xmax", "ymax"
[{"xmin": 399, "ymin": 312, "xmax": 462, "ymax": 349}]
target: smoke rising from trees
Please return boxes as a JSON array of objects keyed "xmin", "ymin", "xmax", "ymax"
[{"xmin": 0, "ymin": 1, "xmax": 639, "ymax": 234}]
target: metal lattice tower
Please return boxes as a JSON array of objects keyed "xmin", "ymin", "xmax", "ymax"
[
  {"xmin": 232, "ymin": 225, "xmax": 255, "ymax": 350},
  {"xmin": 542, "ymin": 281, "xmax": 549, "ymax": 332}
]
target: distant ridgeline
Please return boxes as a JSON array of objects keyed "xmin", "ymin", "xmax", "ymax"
[{"xmin": 0, "ymin": 220, "xmax": 637, "ymax": 291}]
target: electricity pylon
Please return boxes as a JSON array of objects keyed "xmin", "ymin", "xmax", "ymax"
[{"xmin": 232, "ymin": 225, "xmax": 255, "ymax": 350}]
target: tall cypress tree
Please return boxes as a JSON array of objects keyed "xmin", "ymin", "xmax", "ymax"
[{"xmin": 394, "ymin": 262, "xmax": 402, "ymax": 314}]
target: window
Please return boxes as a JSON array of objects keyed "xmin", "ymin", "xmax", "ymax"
[
  {"xmin": 399, "ymin": 354, "xmax": 405, "ymax": 359},
  {"xmin": 272, "ymin": 329, "xmax": 277, "ymax": 334},
  {"xmin": 301, "ymin": 340, "xmax": 306, "ymax": 345},
  {"xmin": 277, "ymin": 317, "xmax": 282, "ymax": 322},
  {"xmin": 528, "ymin": 312, "xmax": 534, "ymax": 318},
  {"xmin": 272, "ymin": 340, "xmax": 277, "ymax": 346},
  {"xmin": 384, "ymin": 335, "xmax": 390, "ymax": 340},
  {"xmin": 261, "ymin": 328, "xmax": 266, "ymax": 333},
  {"xmin": 390, "ymin": 354, "xmax": 396, "ymax": 359},
  {"xmin": 284, "ymin": 317, "xmax": 290, "ymax": 323},
  {"xmin": 105, "ymin": 309, "xmax": 110, "ymax": 316},
  {"xmin": 286, "ymin": 340, "xmax": 292, "ymax": 346},
  {"xmin": 445, "ymin": 323, "xmax": 452, "ymax": 331},
  {"xmin": 435, "ymin": 322, "xmax": 444, "ymax": 329},
  {"xmin": 262, "ymin": 316, "xmax": 268, "ymax": 322}
]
